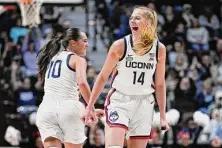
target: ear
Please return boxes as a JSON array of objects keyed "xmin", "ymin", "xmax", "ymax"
[{"xmin": 70, "ymin": 40, "xmax": 77, "ymax": 47}]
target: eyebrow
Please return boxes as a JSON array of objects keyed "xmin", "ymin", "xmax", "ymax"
[{"xmin": 130, "ymin": 15, "xmax": 142, "ymax": 18}]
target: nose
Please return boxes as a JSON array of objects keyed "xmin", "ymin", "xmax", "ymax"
[
  {"xmin": 130, "ymin": 19, "xmax": 135, "ymax": 23},
  {"xmin": 86, "ymin": 42, "xmax": 89, "ymax": 48},
  {"xmin": 130, "ymin": 19, "xmax": 136, "ymax": 26}
]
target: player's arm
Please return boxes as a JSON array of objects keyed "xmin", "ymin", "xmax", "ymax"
[
  {"xmin": 155, "ymin": 42, "xmax": 167, "ymax": 120},
  {"xmin": 87, "ymin": 39, "xmax": 124, "ymax": 110},
  {"xmin": 70, "ymin": 55, "xmax": 91, "ymax": 104}
]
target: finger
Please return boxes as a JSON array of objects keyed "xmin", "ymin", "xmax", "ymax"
[
  {"xmin": 99, "ymin": 112, "xmax": 105, "ymax": 117},
  {"xmin": 161, "ymin": 123, "xmax": 170, "ymax": 131},
  {"xmin": 91, "ymin": 117, "xmax": 97, "ymax": 123},
  {"xmin": 91, "ymin": 115, "xmax": 98, "ymax": 123},
  {"xmin": 88, "ymin": 121, "xmax": 95, "ymax": 127},
  {"xmin": 95, "ymin": 113, "xmax": 103, "ymax": 118},
  {"xmin": 88, "ymin": 118, "xmax": 95, "ymax": 126},
  {"xmin": 84, "ymin": 116, "xmax": 90, "ymax": 124},
  {"xmin": 166, "ymin": 125, "xmax": 170, "ymax": 131},
  {"xmin": 94, "ymin": 117, "xmax": 98, "ymax": 123},
  {"xmin": 87, "ymin": 117, "xmax": 92, "ymax": 124},
  {"xmin": 81, "ymin": 116, "xmax": 85, "ymax": 122},
  {"xmin": 161, "ymin": 126, "xmax": 167, "ymax": 135},
  {"xmin": 86, "ymin": 120, "xmax": 91, "ymax": 125},
  {"xmin": 91, "ymin": 113, "xmax": 96, "ymax": 120}
]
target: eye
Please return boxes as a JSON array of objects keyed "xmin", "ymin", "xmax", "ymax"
[{"xmin": 135, "ymin": 16, "xmax": 141, "ymax": 20}]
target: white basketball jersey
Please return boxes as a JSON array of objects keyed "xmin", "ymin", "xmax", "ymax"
[
  {"xmin": 43, "ymin": 50, "xmax": 79, "ymax": 99},
  {"xmin": 111, "ymin": 35, "xmax": 159, "ymax": 95}
]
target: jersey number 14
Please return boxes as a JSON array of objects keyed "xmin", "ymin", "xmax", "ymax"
[{"xmin": 133, "ymin": 71, "xmax": 145, "ymax": 85}]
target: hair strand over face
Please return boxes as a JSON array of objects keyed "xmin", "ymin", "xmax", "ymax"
[{"xmin": 133, "ymin": 6, "xmax": 158, "ymax": 56}]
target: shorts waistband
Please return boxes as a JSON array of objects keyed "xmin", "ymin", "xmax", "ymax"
[{"xmin": 112, "ymin": 88, "xmax": 153, "ymax": 97}]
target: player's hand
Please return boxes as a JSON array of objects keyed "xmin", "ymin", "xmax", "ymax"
[
  {"xmin": 94, "ymin": 109, "xmax": 105, "ymax": 118},
  {"xmin": 160, "ymin": 119, "xmax": 170, "ymax": 134},
  {"xmin": 82, "ymin": 107, "xmax": 97, "ymax": 126}
]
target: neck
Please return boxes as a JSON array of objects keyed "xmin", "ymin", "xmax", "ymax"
[
  {"xmin": 66, "ymin": 48, "xmax": 72, "ymax": 52},
  {"xmin": 66, "ymin": 45, "xmax": 74, "ymax": 52},
  {"xmin": 66, "ymin": 47, "xmax": 79, "ymax": 55},
  {"xmin": 132, "ymin": 33, "xmax": 141, "ymax": 46},
  {"xmin": 131, "ymin": 33, "xmax": 154, "ymax": 56}
]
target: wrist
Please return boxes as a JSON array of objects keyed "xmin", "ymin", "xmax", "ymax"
[
  {"xmin": 160, "ymin": 114, "xmax": 166, "ymax": 120},
  {"xmin": 86, "ymin": 104, "xmax": 94, "ymax": 110},
  {"xmin": 160, "ymin": 118, "xmax": 166, "ymax": 121}
]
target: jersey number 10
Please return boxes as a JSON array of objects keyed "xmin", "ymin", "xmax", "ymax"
[
  {"xmin": 47, "ymin": 60, "xmax": 62, "ymax": 78},
  {"xmin": 133, "ymin": 71, "xmax": 145, "ymax": 85}
]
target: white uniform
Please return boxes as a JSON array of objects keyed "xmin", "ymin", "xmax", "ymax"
[
  {"xmin": 36, "ymin": 50, "xmax": 86, "ymax": 144},
  {"xmin": 105, "ymin": 35, "xmax": 159, "ymax": 139}
]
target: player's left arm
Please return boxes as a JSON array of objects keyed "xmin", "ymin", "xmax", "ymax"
[
  {"xmin": 154, "ymin": 42, "xmax": 167, "ymax": 121},
  {"xmin": 72, "ymin": 55, "xmax": 91, "ymax": 104}
]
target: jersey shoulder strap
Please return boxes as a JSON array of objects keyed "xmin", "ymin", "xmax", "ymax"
[{"xmin": 66, "ymin": 52, "xmax": 76, "ymax": 72}]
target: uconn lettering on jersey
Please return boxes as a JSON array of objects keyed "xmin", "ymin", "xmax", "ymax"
[{"xmin": 125, "ymin": 61, "xmax": 154, "ymax": 69}]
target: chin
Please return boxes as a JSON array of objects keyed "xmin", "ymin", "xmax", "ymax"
[
  {"xmin": 132, "ymin": 29, "xmax": 139, "ymax": 34},
  {"xmin": 83, "ymin": 52, "xmax": 87, "ymax": 56},
  {"xmin": 80, "ymin": 53, "xmax": 86, "ymax": 57}
]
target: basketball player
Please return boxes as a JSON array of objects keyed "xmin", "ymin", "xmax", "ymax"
[
  {"xmin": 36, "ymin": 28, "xmax": 93, "ymax": 148},
  {"xmin": 83, "ymin": 6, "xmax": 170, "ymax": 148}
]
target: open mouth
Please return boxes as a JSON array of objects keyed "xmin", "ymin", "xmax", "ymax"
[{"xmin": 132, "ymin": 27, "xmax": 138, "ymax": 31}]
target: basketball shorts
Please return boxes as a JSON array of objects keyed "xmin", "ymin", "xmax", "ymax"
[
  {"xmin": 36, "ymin": 98, "xmax": 87, "ymax": 144},
  {"xmin": 104, "ymin": 88, "xmax": 155, "ymax": 140}
]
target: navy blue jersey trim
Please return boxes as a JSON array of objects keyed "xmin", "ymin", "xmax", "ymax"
[
  {"xmin": 119, "ymin": 37, "xmax": 127, "ymax": 61},
  {"xmin": 156, "ymin": 40, "xmax": 159, "ymax": 62},
  {"xmin": 66, "ymin": 54, "xmax": 75, "ymax": 72}
]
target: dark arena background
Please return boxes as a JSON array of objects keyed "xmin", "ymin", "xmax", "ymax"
[{"xmin": 0, "ymin": 0, "xmax": 222, "ymax": 147}]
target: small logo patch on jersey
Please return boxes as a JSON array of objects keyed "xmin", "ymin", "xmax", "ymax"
[
  {"xmin": 149, "ymin": 58, "xmax": 154, "ymax": 61},
  {"xmin": 109, "ymin": 110, "xmax": 119, "ymax": 122},
  {"xmin": 126, "ymin": 54, "xmax": 133, "ymax": 61},
  {"xmin": 149, "ymin": 53, "xmax": 155, "ymax": 57}
]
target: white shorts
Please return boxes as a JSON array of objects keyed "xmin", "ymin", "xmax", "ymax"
[
  {"xmin": 36, "ymin": 99, "xmax": 87, "ymax": 144},
  {"xmin": 105, "ymin": 88, "xmax": 155, "ymax": 140}
]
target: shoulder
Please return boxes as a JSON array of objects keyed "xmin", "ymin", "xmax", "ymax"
[
  {"xmin": 111, "ymin": 38, "xmax": 125, "ymax": 51},
  {"xmin": 109, "ymin": 37, "xmax": 127, "ymax": 60},
  {"xmin": 68, "ymin": 54, "xmax": 87, "ymax": 71},
  {"xmin": 157, "ymin": 41, "xmax": 166, "ymax": 61},
  {"xmin": 70, "ymin": 54, "xmax": 87, "ymax": 64},
  {"xmin": 158, "ymin": 42, "xmax": 166, "ymax": 51}
]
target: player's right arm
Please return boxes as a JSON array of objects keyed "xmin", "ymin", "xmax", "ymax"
[
  {"xmin": 70, "ymin": 55, "xmax": 91, "ymax": 104},
  {"xmin": 86, "ymin": 39, "xmax": 124, "ymax": 110}
]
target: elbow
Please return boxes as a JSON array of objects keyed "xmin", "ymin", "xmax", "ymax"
[
  {"xmin": 78, "ymin": 82, "xmax": 88, "ymax": 93},
  {"xmin": 78, "ymin": 80, "xmax": 88, "ymax": 89},
  {"xmin": 100, "ymin": 75, "xmax": 107, "ymax": 84},
  {"xmin": 155, "ymin": 82, "xmax": 165, "ymax": 89}
]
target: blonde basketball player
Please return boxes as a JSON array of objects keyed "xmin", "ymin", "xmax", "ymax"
[
  {"xmin": 83, "ymin": 6, "xmax": 170, "ymax": 148},
  {"xmin": 36, "ymin": 28, "xmax": 91, "ymax": 148}
]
